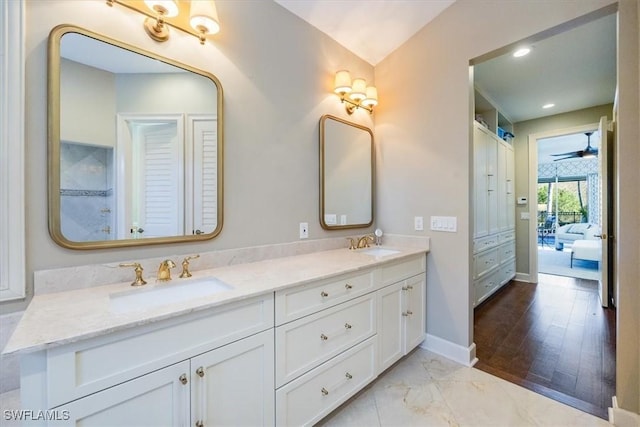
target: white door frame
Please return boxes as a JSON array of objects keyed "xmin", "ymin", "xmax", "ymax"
[{"xmin": 527, "ymin": 122, "xmax": 598, "ymax": 284}]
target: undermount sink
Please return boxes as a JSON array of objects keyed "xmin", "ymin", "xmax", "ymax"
[
  {"xmin": 360, "ymin": 247, "xmax": 400, "ymax": 257},
  {"xmin": 110, "ymin": 277, "xmax": 233, "ymax": 313}
]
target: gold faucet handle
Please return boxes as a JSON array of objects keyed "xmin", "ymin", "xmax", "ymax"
[
  {"xmin": 179, "ymin": 254, "xmax": 200, "ymax": 278},
  {"xmin": 119, "ymin": 262, "xmax": 147, "ymax": 287},
  {"xmin": 346, "ymin": 237, "xmax": 357, "ymax": 250}
]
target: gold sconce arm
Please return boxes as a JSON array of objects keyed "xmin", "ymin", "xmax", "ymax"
[{"xmin": 106, "ymin": 0, "xmax": 220, "ymax": 45}]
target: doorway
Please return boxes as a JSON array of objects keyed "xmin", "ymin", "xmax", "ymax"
[{"xmin": 471, "ymin": 9, "xmax": 617, "ymax": 419}]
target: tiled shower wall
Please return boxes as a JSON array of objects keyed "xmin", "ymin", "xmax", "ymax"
[{"xmin": 60, "ymin": 142, "xmax": 114, "ymax": 241}]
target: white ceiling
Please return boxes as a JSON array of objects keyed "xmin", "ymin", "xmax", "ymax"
[
  {"xmin": 273, "ymin": 0, "xmax": 455, "ymax": 66},
  {"xmin": 275, "ymin": 1, "xmax": 616, "ymax": 125}
]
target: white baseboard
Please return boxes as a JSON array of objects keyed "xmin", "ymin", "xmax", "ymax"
[
  {"xmin": 420, "ymin": 333, "xmax": 478, "ymax": 367},
  {"xmin": 515, "ymin": 272, "xmax": 533, "ymax": 283},
  {"xmin": 609, "ymin": 396, "xmax": 640, "ymax": 426}
]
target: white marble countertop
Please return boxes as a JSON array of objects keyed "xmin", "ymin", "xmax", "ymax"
[{"xmin": 3, "ymin": 246, "xmax": 427, "ymax": 355}]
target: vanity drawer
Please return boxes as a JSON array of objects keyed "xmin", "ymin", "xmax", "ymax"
[
  {"xmin": 275, "ymin": 293, "xmax": 376, "ymax": 387},
  {"xmin": 498, "ymin": 241, "xmax": 516, "ymax": 263},
  {"xmin": 275, "ymin": 270, "xmax": 374, "ymax": 325},
  {"xmin": 46, "ymin": 293, "xmax": 274, "ymax": 408},
  {"xmin": 378, "ymin": 254, "xmax": 426, "ymax": 287},
  {"xmin": 473, "ymin": 248, "xmax": 499, "ymax": 279},
  {"xmin": 276, "ymin": 336, "xmax": 377, "ymax": 427},
  {"xmin": 474, "ymin": 235, "xmax": 499, "ymax": 254}
]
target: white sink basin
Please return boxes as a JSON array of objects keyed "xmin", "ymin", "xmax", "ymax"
[
  {"xmin": 110, "ymin": 277, "xmax": 233, "ymax": 313},
  {"xmin": 360, "ymin": 247, "xmax": 400, "ymax": 257}
]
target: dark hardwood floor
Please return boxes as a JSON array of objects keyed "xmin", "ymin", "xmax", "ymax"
[{"xmin": 474, "ymin": 273, "xmax": 616, "ymax": 419}]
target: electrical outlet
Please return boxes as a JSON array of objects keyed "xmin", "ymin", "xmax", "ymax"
[
  {"xmin": 414, "ymin": 216, "xmax": 424, "ymax": 231},
  {"xmin": 299, "ymin": 222, "xmax": 309, "ymax": 239}
]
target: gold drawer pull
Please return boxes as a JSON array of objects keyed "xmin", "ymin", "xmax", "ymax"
[
  {"xmin": 195, "ymin": 421, "xmax": 204, "ymax": 427},
  {"xmin": 345, "ymin": 283, "xmax": 353, "ymax": 290},
  {"xmin": 179, "ymin": 374, "xmax": 188, "ymax": 385},
  {"xmin": 320, "ymin": 333, "xmax": 328, "ymax": 341},
  {"xmin": 196, "ymin": 367, "xmax": 205, "ymax": 378},
  {"xmin": 321, "ymin": 372, "xmax": 354, "ymax": 396},
  {"xmin": 402, "ymin": 310, "xmax": 413, "ymax": 317},
  {"xmin": 321, "ymin": 291, "xmax": 329, "ymax": 297},
  {"xmin": 344, "ymin": 323, "xmax": 352, "ymax": 330}
]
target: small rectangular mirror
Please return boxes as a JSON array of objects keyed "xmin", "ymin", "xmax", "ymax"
[
  {"xmin": 320, "ymin": 115, "xmax": 374, "ymax": 229},
  {"xmin": 48, "ymin": 25, "xmax": 223, "ymax": 249}
]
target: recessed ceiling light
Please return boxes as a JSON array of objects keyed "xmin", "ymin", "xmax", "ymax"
[
  {"xmin": 513, "ymin": 48, "xmax": 531, "ymax": 58},
  {"xmin": 542, "ymin": 103, "xmax": 555, "ymax": 109}
]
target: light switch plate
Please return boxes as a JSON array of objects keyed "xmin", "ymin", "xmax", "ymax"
[{"xmin": 430, "ymin": 216, "xmax": 457, "ymax": 232}]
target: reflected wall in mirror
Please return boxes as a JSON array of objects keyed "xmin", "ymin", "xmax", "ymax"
[
  {"xmin": 48, "ymin": 25, "xmax": 223, "ymax": 249},
  {"xmin": 320, "ymin": 115, "xmax": 374, "ymax": 230}
]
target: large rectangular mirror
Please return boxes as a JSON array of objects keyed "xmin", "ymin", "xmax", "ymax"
[
  {"xmin": 320, "ymin": 115, "xmax": 374, "ymax": 229},
  {"xmin": 48, "ymin": 25, "xmax": 223, "ymax": 249}
]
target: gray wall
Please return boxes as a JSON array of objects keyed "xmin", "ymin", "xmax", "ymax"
[
  {"xmin": 375, "ymin": 0, "xmax": 638, "ymax": 413},
  {"xmin": 5, "ymin": 0, "xmax": 374, "ymax": 313}
]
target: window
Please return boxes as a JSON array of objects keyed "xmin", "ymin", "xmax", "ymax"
[{"xmin": 0, "ymin": 0, "xmax": 26, "ymax": 300}]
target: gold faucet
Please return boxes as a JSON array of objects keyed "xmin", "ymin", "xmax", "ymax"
[
  {"xmin": 179, "ymin": 255, "xmax": 200, "ymax": 278},
  {"xmin": 119, "ymin": 262, "xmax": 147, "ymax": 286},
  {"xmin": 357, "ymin": 234, "xmax": 374, "ymax": 249},
  {"xmin": 157, "ymin": 259, "xmax": 176, "ymax": 282}
]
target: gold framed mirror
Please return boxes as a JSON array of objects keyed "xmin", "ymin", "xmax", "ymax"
[
  {"xmin": 319, "ymin": 115, "xmax": 374, "ymax": 230},
  {"xmin": 48, "ymin": 25, "xmax": 223, "ymax": 249}
]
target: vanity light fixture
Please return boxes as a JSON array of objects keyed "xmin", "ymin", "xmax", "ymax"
[
  {"xmin": 106, "ymin": 0, "xmax": 220, "ymax": 45},
  {"xmin": 334, "ymin": 70, "xmax": 378, "ymax": 114}
]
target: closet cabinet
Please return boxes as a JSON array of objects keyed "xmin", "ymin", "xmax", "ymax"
[{"xmin": 473, "ymin": 121, "xmax": 516, "ymax": 305}]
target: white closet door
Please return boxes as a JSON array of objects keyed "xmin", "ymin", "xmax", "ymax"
[
  {"xmin": 132, "ymin": 119, "xmax": 184, "ymax": 238},
  {"xmin": 189, "ymin": 116, "xmax": 218, "ymax": 235}
]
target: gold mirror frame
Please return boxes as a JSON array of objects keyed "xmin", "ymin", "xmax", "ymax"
[
  {"xmin": 319, "ymin": 115, "xmax": 374, "ymax": 230},
  {"xmin": 48, "ymin": 24, "xmax": 224, "ymax": 249}
]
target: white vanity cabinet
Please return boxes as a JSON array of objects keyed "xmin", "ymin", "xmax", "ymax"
[
  {"xmin": 22, "ymin": 293, "xmax": 274, "ymax": 426},
  {"xmin": 274, "ymin": 254, "xmax": 426, "ymax": 426},
  {"xmin": 377, "ymin": 273, "xmax": 426, "ymax": 372}
]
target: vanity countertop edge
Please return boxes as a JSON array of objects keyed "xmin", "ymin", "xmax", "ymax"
[{"xmin": 3, "ymin": 246, "xmax": 428, "ymax": 356}]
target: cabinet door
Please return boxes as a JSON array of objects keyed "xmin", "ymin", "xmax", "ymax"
[
  {"xmin": 377, "ymin": 281, "xmax": 404, "ymax": 372},
  {"xmin": 506, "ymin": 146, "xmax": 515, "ymax": 230},
  {"xmin": 486, "ymin": 135, "xmax": 499, "ymax": 235},
  {"xmin": 473, "ymin": 125, "xmax": 489, "ymax": 238},
  {"xmin": 497, "ymin": 141, "xmax": 508, "ymax": 231},
  {"xmin": 191, "ymin": 329, "xmax": 274, "ymax": 427},
  {"xmin": 403, "ymin": 274, "xmax": 426, "ymax": 353},
  {"xmin": 55, "ymin": 361, "xmax": 190, "ymax": 426}
]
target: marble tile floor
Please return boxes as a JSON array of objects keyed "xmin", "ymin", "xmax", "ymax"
[
  {"xmin": 0, "ymin": 348, "xmax": 610, "ymax": 427},
  {"xmin": 319, "ymin": 348, "xmax": 610, "ymax": 427}
]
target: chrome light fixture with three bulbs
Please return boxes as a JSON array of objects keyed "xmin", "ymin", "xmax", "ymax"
[
  {"xmin": 334, "ymin": 70, "xmax": 378, "ymax": 114},
  {"xmin": 106, "ymin": 0, "xmax": 220, "ymax": 45}
]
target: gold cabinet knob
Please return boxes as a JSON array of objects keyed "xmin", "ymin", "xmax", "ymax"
[
  {"xmin": 320, "ymin": 291, "xmax": 329, "ymax": 297},
  {"xmin": 196, "ymin": 367, "xmax": 205, "ymax": 378},
  {"xmin": 179, "ymin": 374, "xmax": 188, "ymax": 385}
]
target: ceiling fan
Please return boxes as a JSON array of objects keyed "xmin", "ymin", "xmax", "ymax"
[{"xmin": 551, "ymin": 132, "xmax": 598, "ymax": 161}]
